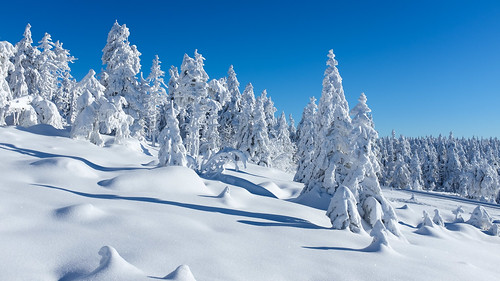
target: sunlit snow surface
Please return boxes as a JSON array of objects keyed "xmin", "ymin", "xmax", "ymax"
[{"xmin": 1, "ymin": 125, "xmax": 500, "ymax": 281}]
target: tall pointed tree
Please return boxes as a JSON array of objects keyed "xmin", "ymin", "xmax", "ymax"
[
  {"xmin": 101, "ymin": 21, "xmax": 141, "ymax": 132},
  {"xmin": 145, "ymin": 55, "xmax": 167, "ymax": 146},
  {"xmin": 158, "ymin": 101, "xmax": 188, "ymax": 167},
  {"xmin": 302, "ymin": 50, "xmax": 352, "ymax": 194},
  {"xmin": 218, "ymin": 65, "xmax": 241, "ymax": 149},
  {"xmin": 294, "ymin": 96, "xmax": 317, "ymax": 183}
]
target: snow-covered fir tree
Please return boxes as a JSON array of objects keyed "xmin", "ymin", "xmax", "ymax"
[
  {"xmin": 342, "ymin": 92, "xmax": 401, "ymax": 235},
  {"xmin": 9, "ymin": 24, "xmax": 41, "ymax": 98},
  {"xmin": 158, "ymin": 101, "xmax": 188, "ymax": 167},
  {"xmin": 218, "ymin": 65, "xmax": 241, "ymax": 149},
  {"xmin": 294, "ymin": 96, "xmax": 317, "ymax": 183},
  {"xmin": 100, "ymin": 21, "xmax": 141, "ymax": 134},
  {"xmin": 178, "ymin": 50, "xmax": 210, "ymax": 161},
  {"xmin": 271, "ymin": 111, "xmax": 295, "ymax": 171},
  {"xmin": 0, "ymin": 41, "xmax": 15, "ymax": 125},
  {"xmin": 301, "ymin": 50, "xmax": 352, "ymax": 195},
  {"xmin": 144, "ymin": 55, "xmax": 167, "ymax": 146}
]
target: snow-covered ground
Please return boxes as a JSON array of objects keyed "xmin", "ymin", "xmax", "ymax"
[{"xmin": 1, "ymin": 125, "xmax": 500, "ymax": 281}]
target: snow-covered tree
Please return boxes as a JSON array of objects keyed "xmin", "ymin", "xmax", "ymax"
[
  {"xmin": 236, "ymin": 83, "xmax": 256, "ymax": 157},
  {"xmin": 261, "ymin": 90, "xmax": 277, "ymax": 139},
  {"xmin": 271, "ymin": 111, "xmax": 295, "ymax": 171},
  {"xmin": 467, "ymin": 205, "xmax": 493, "ymax": 230},
  {"xmin": 158, "ymin": 101, "xmax": 187, "ymax": 167},
  {"xmin": 199, "ymin": 99, "xmax": 222, "ymax": 160},
  {"xmin": 8, "ymin": 24, "xmax": 39, "ymax": 99},
  {"xmin": 294, "ymin": 97, "xmax": 317, "ymax": 183},
  {"xmin": 326, "ymin": 185, "xmax": 362, "ymax": 233},
  {"xmin": 433, "ymin": 209, "xmax": 444, "ymax": 226},
  {"xmin": 70, "ymin": 69, "xmax": 105, "ymax": 123},
  {"xmin": 208, "ymin": 78, "xmax": 230, "ymax": 106},
  {"xmin": 392, "ymin": 154, "xmax": 411, "ymax": 189},
  {"xmin": 343, "ymin": 92, "xmax": 401, "ymax": 235},
  {"xmin": 144, "ymin": 55, "xmax": 167, "ymax": 146},
  {"xmin": 51, "ymin": 40, "xmax": 76, "ymax": 121},
  {"xmin": 37, "ymin": 33, "xmax": 58, "ymax": 101},
  {"xmin": 409, "ymin": 153, "xmax": 424, "ymax": 190},
  {"xmin": 101, "ymin": 21, "xmax": 141, "ymax": 134},
  {"xmin": 288, "ymin": 114, "xmax": 296, "ymax": 142},
  {"xmin": 218, "ymin": 65, "xmax": 241, "ymax": 148},
  {"xmin": 178, "ymin": 50, "xmax": 210, "ymax": 160},
  {"xmin": 9, "ymin": 24, "xmax": 41, "ymax": 98},
  {"xmin": 0, "ymin": 41, "xmax": 15, "ymax": 125},
  {"xmin": 302, "ymin": 50, "xmax": 352, "ymax": 195}
]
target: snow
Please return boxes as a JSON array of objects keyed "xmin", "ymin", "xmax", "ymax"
[{"xmin": 1, "ymin": 126, "xmax": 500, "ymax": 280}]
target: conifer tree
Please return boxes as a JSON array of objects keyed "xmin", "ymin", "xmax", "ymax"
[
  {"xmin": 294, "ymin": 96, "xmax": 317, "ymax": 183},
  {"xmin": 0, "ymin": 41, "xmax": 15, "ymax": 125},
  {"xmin": 158, "ymin": 101, "xmax": 188, "ymax": 167},
  {"xmin": 302, "ymin": 50, "xmax": 352, "ymax": 194},
  {"xmin": 145, "ymin": 55, "xmax": 167, "ymax": 146},
  {"xmin": 218, "ymin": 65, "xmax": 242, "ymax": 148},
  {"xmin": 101, "ymin": 21, "xmax": 141, "ymax": 132},
  {"xmin": 9, "ymin": 24, "xmax": 39, "ymax": 98}
]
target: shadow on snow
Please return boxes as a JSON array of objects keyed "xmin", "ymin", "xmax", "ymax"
[
  {"xmin": 33, "ymin": 184, "xmax": 325, "ymax": 230},
  {"xmin": 0, "ymin": 143, "xmax": 150, "ymax": 172}
]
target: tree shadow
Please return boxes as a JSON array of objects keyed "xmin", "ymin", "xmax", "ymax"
[
  {"xmin": 302, "ymin": 245, "xmax": 372, "ymax": 253},
  {"xmin": 207, "ymin": 173, "xmax": 277, "ymax": 198},
  {"xmin": 16, "ymin": 124, "xmax": 70, "ymax": 138},
  {"xmin": 0, "ymin": 143, "xmax": 150, "ymax": 172},
  {"xmin": 398, "ymin": 221, "xmax": 417, "ymax": 229},
  {"xmin": 33, "ymin": 184, "xmax": 322, "ymax": 230}
]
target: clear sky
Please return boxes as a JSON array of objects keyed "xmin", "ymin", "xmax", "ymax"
[{"xmin": 1, "ymin": 0, "xmax": 499, "ymax": 138}]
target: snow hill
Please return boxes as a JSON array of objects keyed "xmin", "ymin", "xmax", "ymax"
[{"xmin": 1, "ymin": 125, "xmax": 500, "ymax": 281}]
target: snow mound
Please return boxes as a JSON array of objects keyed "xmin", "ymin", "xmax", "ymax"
[
  {"xmin": 74, "ymin": 246, "xmax": 145, "ymax": 281},
  {"xmin": 398, "ymin": 204, "xmax": 410, "ymax": 210},
  {"xmin": 30, "ymin": 157, "xmax": 98, "ymax": 178},
  {"xmin": 215, "ymin": 186, "xmax": 239, "ymax": 207},
  {"xmin": 54, "ymin": 203, "xmax": 106, "ymax": 222},
  {"xmin": 467, "ymin": 205, "xmax": 493, "ymax": 230},
  {"xmin": 217, "ymin": 186, "xmax": 231, "ymax": 199},
  {"xmin": 258, "ymin": 181, "xmax": 288, "ymax": 199},
  {"xmin": 365, "ymin": 220, "xmax": 394, "ymax": 253},
  {"xmin": 162, "ymin": 265, "xmax": 197, "ymax": 281},
  {"xmin": 99, "ymin": 166, "xmax": 209, "ymax": 195}
]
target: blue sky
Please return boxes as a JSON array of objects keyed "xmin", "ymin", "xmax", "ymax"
[{"xmin": 1, "ymin": 0, "xmax": 499, "ymax": 137}]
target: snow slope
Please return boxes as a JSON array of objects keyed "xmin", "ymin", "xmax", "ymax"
[{"xmin": 1, "ymin": 125, "xmax": 500, "ymax": 280}]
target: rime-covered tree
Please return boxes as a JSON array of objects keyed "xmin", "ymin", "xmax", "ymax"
[
  {"xmin": 199, "ymin": 99, "xmax": 222, "ymax": 160},
  {"xmin": 52, "ymin": 40, "xmax": 76, "ymax": 121},
  {"xmin": 271, "ymin": 111, "xmax": 295, "ymax": 171},
  {"xmin": 326, "ymin": 185, "xmax": 362, "ymax": 233},
  {"xmin": 288, "ymin": 114, "xmax": 296, "ymax": 142},
  {"xmin": 261, "ymin": 90, "xmax": 277, "ymax": 139},
  {"xmin": 178, "ymin": 50, "xmax": 210, "ymax": 160},
  {"xmin": 9, "ymin": 24, "xmax": 39, "ymax": 98},
  {"xmin": 145, "ymin": 55, "xmax": 167, "ymax": 146},
  {"xmin": 101, "ymin": 21, "xmax": 141, "ymax": 133},
  {"xmin": 392, "ymin": 154, "xmax": 411, "ymax": 189},
  {"xmin": 0, "ymin": 41, "xmax": 15, "ymax": 125},
  {"xmin": 294, "ymin": 97, "xmax": 317, "ymax": 183},
  {"xmin": 208, "ymin": 78, "xmax": 230, "ymax": 106},
  {"xmin": 302, "ymin": 50, "xmax": 352, "ymax": 195},
  {"xmin": 218, "ymin": 65, "xmax": 241, "ymax": 148},
  {"xmin": 409, "ymin": 153, "xmax": 424, "ymax": 190},
  {"xmin": 343, "ymin": 92, "xmax": 401, "ymax": 235},
  {"xmin": 37, "ymin": 33, "xmax": 58, "ymax": 101},
  {"xmin": 70, "ymin": 69, "xmax": 105, "ymax": 123},
  {"xmin": 158, "ymin": 101, "xmax": 187, "ymax": 167},
  {"xmin": 236, "ymin": 83, "xmax": 256, "ymax": 156}
]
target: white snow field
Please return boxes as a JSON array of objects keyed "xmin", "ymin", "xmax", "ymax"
[{"xmin": 1, "ymin": 125, "xmax": 500, "ymax": 281}]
